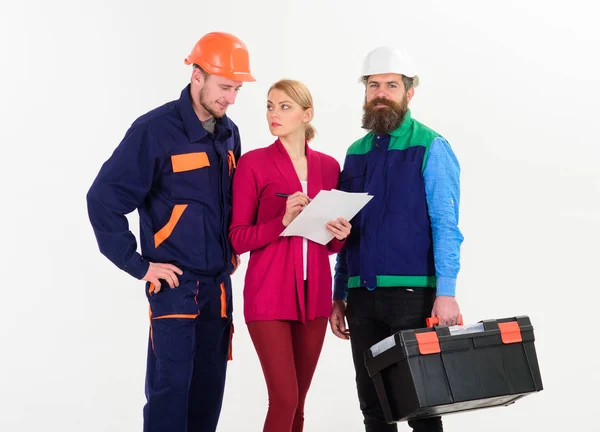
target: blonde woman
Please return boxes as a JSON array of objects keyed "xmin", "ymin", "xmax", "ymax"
[{"xmin": 229, "ymin": 80, "xmax": 351, "ymax": 431}]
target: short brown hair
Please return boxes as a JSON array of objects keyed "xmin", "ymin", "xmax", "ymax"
[{"xmin": 193, "ymin": 64, "xmax": 210, "ymax": 79}]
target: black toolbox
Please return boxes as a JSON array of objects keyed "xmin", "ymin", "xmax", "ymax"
[{"xmin": 364, "ymin": 316, "xmax": 543, "ymax": 423}]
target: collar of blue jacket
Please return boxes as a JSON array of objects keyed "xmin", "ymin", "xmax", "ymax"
[{"xmin": 178, "ymin": 84, "xmax": 234, "ymax": 142}]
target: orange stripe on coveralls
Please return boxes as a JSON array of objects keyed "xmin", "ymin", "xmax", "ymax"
[
  {"xmin": 228, "ymin": 323, "xmax": 234, "ymax": 361},
  {"xmin": 220, "ymin": 283, "xmax": 227, "ymax": 318},
  {"xmin": 171, "ymin": 152, "xmax": 210, "ymax": 172},
  {"xmin": 152, "ymin": 314, "xmax": 198, "ymax": 320},
  {"xmin": 227, "ymin": 150, "xmax": 236, "ymax": 175},
  {"xmin": 230, "ymin": 254, "xmax": 238, "ymax": 275},
  {"xmin": 154, "ymin": 204, "xmax": 188, "ymax": 248}
]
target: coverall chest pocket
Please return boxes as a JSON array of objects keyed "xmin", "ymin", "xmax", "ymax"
[
  {"xmin": 385, "ymin": 158, "xmax": 423, "ymax": 213},
  {"xmin": 339, "ymin": 161, "xmax": 367, "ymax": 193},
  {"xmin": 169, "ymin": 151, "xmax": 213, "ymax": 201}
]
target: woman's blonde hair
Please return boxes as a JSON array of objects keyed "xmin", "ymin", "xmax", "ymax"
[{"xmin": 268, "ymin": 79, "xmax": 316, "ymax": 141}]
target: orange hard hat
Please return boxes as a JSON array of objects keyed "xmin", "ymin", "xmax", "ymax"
[{"xmin": 184, "ymin": 32, "xmax": 255, "ymax": 82}]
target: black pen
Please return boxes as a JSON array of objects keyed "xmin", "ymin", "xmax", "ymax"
[{"xmin": 276, "ymin": 193, "xmax": 312, "ymax": 202}]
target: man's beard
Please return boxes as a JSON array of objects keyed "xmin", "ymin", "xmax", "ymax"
[
  {"xmin": 362, "ymin": 96, "xmax": 408, "ymax": 134},
  {"xmin": 200, "ymin": 88, "xmax": 224, "ymax": 119}
]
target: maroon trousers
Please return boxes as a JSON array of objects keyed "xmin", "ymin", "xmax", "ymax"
[{"xmin": 247, "ymin": 317, "xmax": 328, "ymax": 432}]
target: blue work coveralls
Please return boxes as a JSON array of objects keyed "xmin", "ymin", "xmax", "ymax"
[{"xmin": 87, "ymin": 84, "xmax": 239, "ymax": 432}]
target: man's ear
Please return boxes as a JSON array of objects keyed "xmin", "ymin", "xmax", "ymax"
[{"xmin": 191, "ymin": 67, "xmax": 206, "ymax": 87}]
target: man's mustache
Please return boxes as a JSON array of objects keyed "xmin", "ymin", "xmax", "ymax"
[{"xmin": 366, "ymin": 98, "xmax": 396, "ymax": 109}]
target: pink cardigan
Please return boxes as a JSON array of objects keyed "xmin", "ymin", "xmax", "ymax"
[{"xmin": 229, "ymin": 139, "xmax": 345, "ymax": 323}]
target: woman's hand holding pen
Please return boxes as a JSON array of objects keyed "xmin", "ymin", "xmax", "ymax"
[
  {"xmin": 326, "ymin": 218, "xmax": 352, "ymax": 241},
  {"xmin": 282, "ymin": 192, "xmax": 311, "ymax": 227}
]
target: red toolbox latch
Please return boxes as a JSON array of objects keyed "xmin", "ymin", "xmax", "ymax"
[
  {"xmin": 416, "ymin": 332, "xmax": 441, "ymax": 355},
  {"xmin": 498, "ymin": 321, "xmax": 523, "ymax": 344}
]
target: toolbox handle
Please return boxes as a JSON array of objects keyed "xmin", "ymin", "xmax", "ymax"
[{"xmin": 426, "ymin": 315, "xmax": 464, "ymax": 328}]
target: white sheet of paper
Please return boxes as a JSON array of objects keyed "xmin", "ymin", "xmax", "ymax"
[{"xmin": 280, "ymin": 189, "xmax": 373, "ymax": 245}]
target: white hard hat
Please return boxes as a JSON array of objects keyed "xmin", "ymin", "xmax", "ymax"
[{"xmin": 359, "ymin": 46, "xmax": 419, "ymax": 87}]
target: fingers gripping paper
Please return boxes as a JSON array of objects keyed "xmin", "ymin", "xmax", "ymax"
[{"xmin": 280, "ymin": 189, "xmax": 373, "ymax": 245}]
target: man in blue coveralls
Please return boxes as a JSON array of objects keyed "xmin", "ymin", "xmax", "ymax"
[
  {"xmin": 86, "ymin": 32, "xmax": 255, "ymax": 432},
  {"xmin": 329, "ymin": 46, "xmax": 464, "ymax": 432}
]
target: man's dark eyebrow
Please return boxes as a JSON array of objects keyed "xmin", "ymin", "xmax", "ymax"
[{"xmin": 368, "ymin": 80, "xmax": 400, "ymax": 85}]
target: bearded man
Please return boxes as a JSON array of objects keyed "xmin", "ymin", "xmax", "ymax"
[{"xmin": 329, "ymin": 46, "xmax": 465, "ymax": 432}]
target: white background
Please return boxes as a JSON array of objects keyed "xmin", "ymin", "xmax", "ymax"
[{"xmin": 1, "ymin": 0, "xmax": 599, "ymax": 431}]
